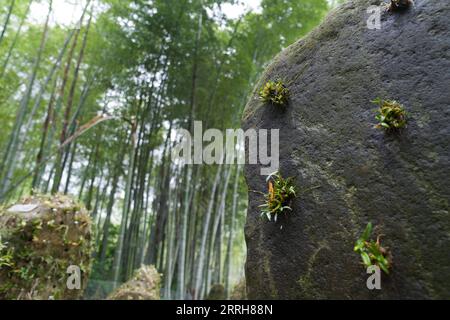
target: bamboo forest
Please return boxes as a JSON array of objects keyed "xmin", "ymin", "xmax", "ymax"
[{"xmin": 2, "ymin": 0, "xmax": 449, "ymax": 303}]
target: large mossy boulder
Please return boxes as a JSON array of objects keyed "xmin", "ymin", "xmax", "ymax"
[
  {"xmin": 242, "ymin": 0, "xmax": 450, "ymax": 299},
  {"xmin": 0, "ymin": 194, "xmax": 92, "ymax": 300},
  {"xmin": 108, "ymin": 265, "xmax": 161, "ymax": 300}
]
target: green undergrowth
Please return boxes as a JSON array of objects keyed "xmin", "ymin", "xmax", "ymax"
[{"xmin": 0, "ymin": 194, "xmax": 92, "ymax": 300}]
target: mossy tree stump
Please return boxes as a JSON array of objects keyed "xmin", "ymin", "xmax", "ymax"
[
  {"xmin": 0, "ymin": 194, "xmax": 92, "ymax": 300},
  {"xmin": 107, "ymin": 265, "xmax": 161, "ymax": 300}
]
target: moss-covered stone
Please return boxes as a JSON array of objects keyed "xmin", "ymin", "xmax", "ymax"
[
  {"xmin": 0, "ymin": 194, "xmax": 92, "ymax": 300},
  {"xmin": 107, "ymin": 265, "xmax": 161, "ymax": 300}
]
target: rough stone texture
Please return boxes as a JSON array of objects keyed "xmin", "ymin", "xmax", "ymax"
[
  {"xmin": 242, "ymin": 0, "xmax": 450, "ymax": 299},
  {"xmin": 108, "ymin": 265, "xmax": 161, "ymax": 300},
  {"xmin": 0, "ymin": 194, "xmax": 92, "ymax": 300}
]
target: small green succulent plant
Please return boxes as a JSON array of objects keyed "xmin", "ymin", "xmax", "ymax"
[
  {"xmin": 259, "ymin": 80, "xmax": 289, "ymax": 106},
  {"xmin": 259, "ymin": 171, "xmax": 297, "ymax": 222},
  {"xmin": 354, "ymin": 222, "xmax": 391, "ymax": 274},
  {"xmin": 373, "ymin": 98, "xmax": 407, "ymax": 130}
]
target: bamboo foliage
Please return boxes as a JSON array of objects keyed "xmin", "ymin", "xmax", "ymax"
[
  {"xmin": 0, "ymin": 0, "xmax": 53, "ymax": 200},
  {"xmin": 0, "ymin": 0, "xmax": 15, "ymax": 45}
]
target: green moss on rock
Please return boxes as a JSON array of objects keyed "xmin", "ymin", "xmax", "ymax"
[
  {"xmin": 0, "ymin": 194, "xmax": 92, "ymax": 300},
  {"xmin": 107, "ymin": 265, "xmax": 161, "ymax": 300}
]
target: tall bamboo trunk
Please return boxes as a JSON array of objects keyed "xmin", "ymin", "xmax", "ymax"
[
  {"xmin": 0, "ymin": 0, "xmax": 31, "ymax": 79},
  {"xmin": 99, "ymin": 138, "xmax": 126, "ymax": 265},
  {"xmin": 112, "ymin": 120, "xmax": 137, "ymax": 286},
  {"xmin": 0, "ymin": 0, "xmax": 52, "ymax": 200},
  {"xmin": 32, "ymin": 77, "xmax": 58, "ymax": 190},
  {"xmin": 52, "ymin": 8, "xmax": 92, "ymax": 193},
  {"xmin": 177, "ymin": 1, "xmax": 203, "ymax": 299},
  {"xmin": 193, "ymin": 165, "xmax": 223, "ymax": 299},
  {"xmin": 224, "ymin": 165, "xmax": 241, "ymax": 298},
  {"xmin": 204, "ymin": 166, "xmax": 232, "ymax": 297}
]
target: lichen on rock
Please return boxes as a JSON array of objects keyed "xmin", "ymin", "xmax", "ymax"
[
  {"xmin": 107, "ymin": 265, "xmax": 161, "ymax": 300},
  {"xmin": 0, "ymin": 194, "xmax": 92, "ymax": 300}
]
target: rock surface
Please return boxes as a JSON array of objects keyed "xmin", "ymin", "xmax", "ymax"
[
  {"xmin": 0, "ymin": 194, "xmax": 92, "ymax": 300},
  {"xmin": 107, "ymin": 265, "xmax": 161, "ymax": 300},
  {"xmin": 242, "ymin": 0, "xmax": 450, "ymax": 299}
]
